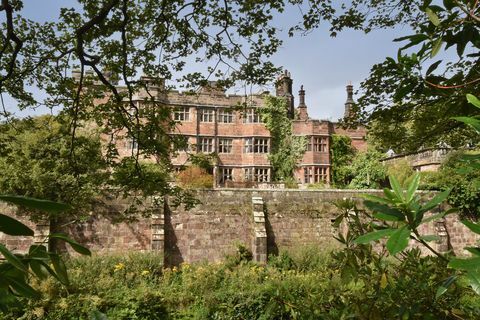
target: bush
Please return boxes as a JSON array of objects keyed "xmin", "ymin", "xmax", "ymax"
[
  {"xmin": 3, "ymin": 249, "xmax": 479, "ymax": 319},
  {"xmin": 176, "ymin": 166, "xmax": 213, "ymax": 189},
  {"xmin": 386, "ymin": 158, "xmax": 414, "ymax": 187}
]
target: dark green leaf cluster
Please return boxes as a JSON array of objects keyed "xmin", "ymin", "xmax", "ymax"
[
  {"xmin": 330, "ymin": 134, "xmax": 356, "ymax": 187},
  {"xmin": 0, "ymin": 196, "xmax": 90, "ymax": 311}
]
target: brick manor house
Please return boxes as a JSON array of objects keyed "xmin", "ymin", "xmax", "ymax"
[{"xmin": 101, "ymin": 70, "xmax": 367, "ymax": 187}]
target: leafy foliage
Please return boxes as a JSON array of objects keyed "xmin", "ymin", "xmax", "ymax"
[
  {"xmin": 348, "ymin": 148, "xmax": 387, "ymax": 189},
  {"xmin": 330, "ymin": 134, "xmax": 356, "ymax": 187},
  {"xmin": 259, "ymin": 96, "xmax": 307, "ymax": 181},
  {"xmin": 386, "ymin": 158, "xmax": 415, "ymax": 188},
  {"xmin": 175, "ymin": 166, "xmax": 214, "ymax": 189},
  {"xmin": 430, "ymin": 151, "xmax": 480, "ymax": 218},
  {"xmin": 4, "ymin": 248, "xmax": 480, "ymax": 319},
  {"xmin": 347, "ymin": 1, "xmax": 480, "ymax": 152},
  {"xmin": 0, "ymin": 196, "xmax": 90, "ymax": 311},
  {"xmin": 0, "ymin": 116, "xmax": 106, "ymax": 220}
]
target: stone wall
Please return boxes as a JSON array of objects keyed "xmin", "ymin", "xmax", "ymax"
[{"xmin": 2, "ymin": 189, "xmax": 479, "ymax": 265}]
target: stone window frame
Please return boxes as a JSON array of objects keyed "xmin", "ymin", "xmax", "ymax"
[
  {"xmin": 198, "ymin": 137, "xmax": 214, "ymax": 153},
  {"xmin": 200, "ymin": 108, "xmax": 215, "ymax": 123},
  {"xmin": 244, "ymin": 137, "xmax": 269, "ymax": 153},
  {"xmin": 313, "ymin": 167, "xmax": 328, "ymax": 182},
  {"xmin": 306, "ymin": 135, "xmax": 312, "ymax": 151},
  {"xmin": 218, "ymin": 138, "xmax": 233, "ymax": 153},
  {"xmin": 312, "ymin": 136, "xmax": 328, "ymax": 152},
  {"xmin": 174, "ymin": 106, "xmax": 190, "ymax": 121},
  {"xmin": 303, "ymin": 167, "xmax": 312, "ymax": 183},
  {"xmin": 254, "ymin": 168, "xmax": 269, "ymax": 182},
  {"xmin": 218, "ymin": 108, "xmax": 234, "ymax": 123},
  {"xmin": 244, "ymin": 167, "xmax": 270, "ymax": 182},
  {"xmin": 304, "ymin": 166, "xmax": 328, "ymax": 183},
  {"xmin": 243, "ymin": 108, "xmax": 262, "ymax": 123},
  {"xmin": 219, "ymin": 167, "xmax": 233, "ymax": 184}
]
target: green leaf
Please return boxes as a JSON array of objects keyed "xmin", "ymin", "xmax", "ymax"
[
  {"xmin": 49, "ymin": 233, "xmax": 91, "ymax": 256},
  {"xmin": 421, "ymin": 208, "xmax": 457, "ymax": 224},
  {"xmin": 465, "ymin": 247, "xmax": 480, "ymax": 257},
  {"xmin": 462, "ymin": 220, "xmax": 480, "ymax": 235},
  {"xmin": 467, "ymin": 94, "xmax": 480, "ymax": 109},
  {"xmin": 28, "ymin": 260, "xmax": 49, "ymax": 280},
  {"xmin": 419, "ymin": 235, "xmax": 440, "ymax": 242},
  {"xmin": 443, "ymin": 0, "xmax": 455, "ymax": 10},
  {"xmin": 466, "ymin": 272, "xmax": 480, "ymax": 295},
  {"xmin": 426, "ymin": 60, "xmax": 442, "ymax": 75},
  {"xmin": 388, "ymin": 175, "xmax": 404, "ymax": 201},
  {"xmin": 436, "ymin": 275, "xmax": 457, "ymax": 299},
  {"xmin": 420, "ymin": 189, "xmax": 451, "ymax": 213},
  {"xmin": 353, "ymin": 228, "xmax": 395, "ymax": 244},
  {"xmin": 383, "ymin": 188, "xmax": 400, "ymax": 203},
  {"xmin": 452, "ymin": 116, "xmax": 480, "ymax": 131},
  {"xmin": 28, "ymin": 245, "xmax": 49, "ymax": 259},
  {"xmin": 50, "ymin": 254, "xmax": 69, "ymax": 285},
  {"xmin": 5, "ymin": 276, "xmax": 40, "ymax": 299},
  {"xmin": 386, "ymin": 226, "xmax": 410, "ymax": 255},
  {"xmin": 431, "ymin": 38, "xmax": 443, "ymax": 58},
  {"xmin": 406, "ymin": 173, "xmax": 420, "ymax": 202},
  {"xmin": 448, "ymin": 257, "xmax": 480, "ymax": 271},
  {"xmin": 426, "ymin": 7, "xmax": 441, "ymax": 26},
  {"xmin": 0, "ymin": 244, "xmax": 28, "ymax": 273},
  {"xmin": 364, "ymin": 201, "xmax": 404, "ymax": 221},
  {"xmin": 0, "ymin": 214, "xmax": 34, "ymax": 236},
  {"xmin": 0, "ymin": 196, "xmax": 71, "ymax": 214},
  {"xmin": 374, "ymin": 213, "xmax": 404, "ymax": 222},
  {"xmin": 361, "ymin": 194, "xmax": 393, "ymax": 205}
]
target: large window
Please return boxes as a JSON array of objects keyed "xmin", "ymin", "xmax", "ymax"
[
  {"xmin": 304, "ymin": 166, "xmax": 328, "ymax": 183},
  {"xmin": 200, "ymin": 109, "xmax": 214, "ymax": 122},
  {"xmin": 314, "ymin": 167, "xmax": 328, "ymax": 182},
  {"xmin": 243, "ymin": 108, "xmax": 261, "ymax": 123},
  {"xmin": 218, "ymin": 138, "xmax": 233, "ymax": 153},
  {"xmin": 174, "ymin": 107, "xmax": 190, "ymax": 121},
  {"xmin": 218, "ymin": 109, "xmax": 234, "ymax": 123},
  {"xmin": 199, "ymin": 137, "xmax": 214, "ymax": 153},
  {"xmin": 219, "ymin": 168, "xmax": 233, "ymax": 184},
  {"xmin": 313, "ymin": 137, "xmax": 328, "ymax": 152},
  {"xmin": 244, "ymin": 168, "xmax": 270, "ymax": 182},
  {"xmin": 244, "ymin": 137, "xmax": 269, "ymax": 153}
]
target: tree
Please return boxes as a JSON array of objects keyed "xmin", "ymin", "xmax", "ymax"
[
  {"xmin": 259, "ymin": 95, "xmax": 307, "ymax": 181},
  {"xmin": 339, "ymin": 0, "xmax": 480, "ymax": 152},
  {"xmin": 348, "ymin": 149, "xmax": 387, "ymax": 189},
  {"xmin": 0, "ymin": 0, "xmax": 339, "ymax": 201},
  {"xmin": 0, "ymin": 115, "xmax": 106, "ymax": 222},
  {"xmin": 330, "ymin": 134, "xmax": 356, "ymax": 187}
]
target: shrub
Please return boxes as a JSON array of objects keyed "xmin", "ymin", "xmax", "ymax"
[
  {"xmin": 4, "ymin": 249, "xmax": 479, "ymax": 319},
  {"xmin": 176, "ymin": 166, "xmax": 213, "ymax": 189}
]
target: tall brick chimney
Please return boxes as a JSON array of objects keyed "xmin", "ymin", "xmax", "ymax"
[
  {"xmin": 275, "ymin": 70, "xmax": 294, "ymax": 119},
  {"xmin": 344, "ymin": 83, "xmax": 354, "ymax": 118},
  {"xmin": 297, "ymin": 85, "xmax": 309, "ymax": 121}
]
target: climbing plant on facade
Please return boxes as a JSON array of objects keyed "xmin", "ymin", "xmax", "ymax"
[{"xmin": 259, "ymin": 96, "xmax": 307, "ymax": 182}]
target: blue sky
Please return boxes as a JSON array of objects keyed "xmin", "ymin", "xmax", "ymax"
[{"xmin": 3, "ymin": 1, "xmax": 411, "ymax": 121}]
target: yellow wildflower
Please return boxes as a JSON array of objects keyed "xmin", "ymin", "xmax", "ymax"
[
  {"xmin": 114, "ymin": 262, "xmax": 125, "ymax": 272},
  {"xmin": 141, "ymin": 270, "xmax": 150, "ymax": 276}
]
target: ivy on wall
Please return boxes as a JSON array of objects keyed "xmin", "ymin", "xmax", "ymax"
[{"xmin": 259, "ymin": 96, "xmax": 307, "ymax": 182}]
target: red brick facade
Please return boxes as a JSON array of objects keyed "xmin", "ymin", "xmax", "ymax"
[{"xmin": 110, "ymin": 71, "xmax": 367, "ymax": 186}]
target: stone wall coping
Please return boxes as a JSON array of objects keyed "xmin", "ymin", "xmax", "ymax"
[{"xmin": 207, "ymin": 188, "xmax": 435, "ymax": 194}]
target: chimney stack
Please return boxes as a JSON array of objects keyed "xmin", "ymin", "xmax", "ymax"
[
  {"xmin": 344, "ymin": 83, "xmax": 355, "ymax": 118},
  {"xmin": 297, "ymin": 85, "xmax": 309, "ymax": 120},
  {"xmin": 275, "ymin": 70, "xmax": 294, "ymax": 119}
]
